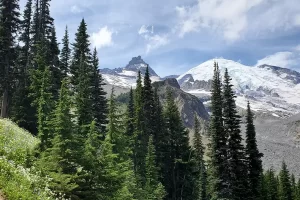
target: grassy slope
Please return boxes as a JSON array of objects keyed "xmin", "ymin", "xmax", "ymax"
[{"xmin": 0, "ymin": 119, "xmax": 56, "ymax": 200}]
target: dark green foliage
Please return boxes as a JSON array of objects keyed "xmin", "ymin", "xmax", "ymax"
[
  {"xmin": 125, "ymin": 88, "xmax": 135, "ymax": 146},
  {"xmin": 144, "ymin": 135, "xmax": 166, "ymax": 200},
  {"xmin": 263, "ymin": 168, "xmax": 279, "ymax": 200},
  {"xmin": 71, "ymin": 19, "xmax": 91, "ymax": 86},
  {"xmin": 193, "ymin": 114, "xmax": 207, "ymax": 200},
  {"xmin": 0, "ymin": 0, "xmax": 20, "ymax": 118},
  {"xmin": 133, "ymin": 71, "xmax": 146, "ymax": 179},
  {"xmin": 246, "ymin": 102, "xmax": 263, "ymax": 200},
  {"xmin": 90, "ymin": 48, "xmax": 107, "ymax": 133},
  {"xmin": 223, "ymin": 68, "xmax": 247, "ymax": 199},
  {"xmin": 278, "ymin": 161, "xmax": 292, "ymax": 200},
  {"xmin": 163, "ymin": 90, "xmax": 193, "ymax": 200},
  {"xmin": 30, "ymin": 40, "xmax": 55, "ymax": 151},
  {"xmin": 37, "ymin": 78, "xmax": 79, "ymax": 198},
  {"xmin": 207, "ymin": 62, "xmax": 229, "ymax": 200},
  {"xmin": 11, "ymin": 0, "xmax": 37, "ymax": 134},
  {"xmin": 59, "ymin": 26, "xmax": 71, "ymax": 79}
]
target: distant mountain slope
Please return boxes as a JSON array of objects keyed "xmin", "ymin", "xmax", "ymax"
[{"xmin": 177, "ymin": 58, "xmax": 300, "ymax": 117}]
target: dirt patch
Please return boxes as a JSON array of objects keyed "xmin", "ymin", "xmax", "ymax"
[{"xmin": 0, "ymin": 191, "xmax": 5, "ymax": 200}]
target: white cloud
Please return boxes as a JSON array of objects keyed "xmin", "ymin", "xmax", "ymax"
[
  {"xmin": 295, "ymin": 45, "xmax": 300, "ymax": 52},
  {"xmin": 176, "ymin": 0, "xmax": 300, "ymax": 42},
  {"xmin": 70, "ymin": 5, "xmax": 84, "ymax": 13},
  {"xmin": 138, "ymin": 25, "xmax": 154, "ymax": 35},
  {"xmin": 256, "ymin": 51, "xmax": 300, "ymax": 68},
  {"xmin": 146, "ymin": 34, "xmax": 169, "ymax": 53},
  {"xmin": 91, "ymin": 26, "xmax": 114, "ymax": 49}
]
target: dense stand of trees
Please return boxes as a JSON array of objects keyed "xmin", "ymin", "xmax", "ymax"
[{"xmin": 0, "ymin": 0, "xmax": 299, "ymax": 199}]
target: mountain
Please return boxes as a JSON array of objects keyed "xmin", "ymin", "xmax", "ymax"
[
  {"xmin": 153, "ymin": 78, "xmax": 209, "ymax": 129},
  {"xmin": 101, "ymin": 56, "xmax": 161, "ymax": 88},
  {"xmin": 177, "ymin": 58, "xmax": 300, "ymax": 117}
]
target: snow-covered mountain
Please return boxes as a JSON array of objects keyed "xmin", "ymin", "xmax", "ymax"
[
  {"xmin": 177, "ymin": 58, "xmax": 300, "ymax": 117},
  {"xmin": 101, "ymin": 56, "xmax": 161, "ymax": 88}
]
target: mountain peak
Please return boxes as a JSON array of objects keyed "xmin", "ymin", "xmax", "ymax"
[{"xmin": 124, "ymin": 56, "xmax": 158, "ymax": 76}]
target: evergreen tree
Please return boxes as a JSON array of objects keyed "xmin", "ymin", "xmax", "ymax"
[
  {"xmin": 245, "ymin": 101, "xmax": 263, "ymax": 200},
  {"xmin": 75, "ymin": 54, "xmax": 93, "ymax": 129},
  {"xmin": 37, "ymin": 78, "xmax": 79, "ymax": 198},
  {"xmin": 90, "ymin": 48, "xmax": 107, "ymax": 133},
  {"xmin": 144, "ymin": 135, "xmax": 166, "ymax": 200},
  {"xmin": 48, "ymin": 26, "xmax": 61, "ymax": 99},
  {"xmin": 296, "ymin": 179, "xmax": 300, "ymax": 200},
  {"xmin": 223, "ymin": 68, "xmax": 247, "ymax": 199},
  {"xmin": 71, "ymin": 19, "xmax": 91, "ymax": 86},
  {"xmin": 207, "ymin": 62, "xmax": 229, "ymax": 200},
  {"xmin": 125, "ymin": 88, "xmax": 135, "ymax": 150},
  {"xmin": 30, "ymin": 40, "xmax": 54, "ymax": 151},
  {"xmin": 11, "ymin": 0, "xmax": 37, "ymax": 134},
  {"xmin": 133, "ymin": 71, "xmax": 146, "ymax": 180},
  {"xmin": 264, "ymin": 168, "xmax": 279, "ymax": 200},
  {"xmin": 291, "ymin": 174, "xmax": 297, "ymax": 200},
  {"xmin": 193, "ymin": 114, "xmax": 207, "ymax": 200},
  {"xmin": 163, "ymin": 90, "xmax": 193, "ymax": 200},
  {"xmin": 0, "ymin": 0, "xmax": 20, "ymax": 118},
  {"xmin": 278, "ymin": 161, "xmax": 292, "ymax": 200},
  {"xmin": 59, "ymin": 26, "xmax": 71, "ymax": 79}
]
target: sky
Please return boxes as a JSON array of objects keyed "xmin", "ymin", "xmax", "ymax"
[{"xmin": 20, "ymin": 0, "xmax": 300, "ymax": 77}]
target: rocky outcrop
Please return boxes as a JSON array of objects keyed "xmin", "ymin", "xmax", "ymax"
[{"xmin": 153, "ymin": 78, "xmax": 209, "ymax": 128}]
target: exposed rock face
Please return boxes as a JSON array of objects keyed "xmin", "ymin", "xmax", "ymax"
[{"xmin": 153, "ymin": 78, "xmax": 209, "ymax": 128}]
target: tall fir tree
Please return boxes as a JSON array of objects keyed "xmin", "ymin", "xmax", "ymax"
[
  {"xmin": 37, "ymin": 78, "xmax": 79, "ymax": 198},
  {"xmin": 59, "ymin": 26, "xmax": 71, "ymax": 79},
  {"xmin": 193, "ymin": 114, "xmax": 207, "ymax": 200},
  {"xmin": 90, "ymin": 48, "xmax": 107, "ymax": 134},
  {"xmin": 70, "ymin": 19, "xmax": 91, "ymax": 86},
  {"xmin": 245, "ymin": 101, "xmax": 263, "ymax": 200},
  {"xmin": 278, "ymin": 161, "xmax": 293, "ymax": 200},
  {"xmin": 263, "ymin": 168, "xmax": 279, "ymax": 200},
  {"xmin": 163, "ymin": 90, "xmax": 193, "ymax": 200},
  {"xmin": 11, "ymin": 0, "xmax": 37, "ymax": 134},
  {"xmin": 144, "ymin": 135, "xmax": 166, "ymax": 200},
  {"xmin": 30, "ymin": 40, "xmax": 54, "ymax": 151},
  {"xmin": 0, "ymin": 0, "xmax": 20, "ymax": 118},
  {"xmin": 133, "ymin": 71, "xmax": 146, "ymax": 180},
  {"xmin": 125, "ymin": 88, "xmax": 135, "ymax": 149},
  {"xmin": 207, "ymin": 62, "xmax": 229, "ymax": 200},
  {"xmin": 223, "ymin": 68, "xmax": 247, "ymax": 199}
]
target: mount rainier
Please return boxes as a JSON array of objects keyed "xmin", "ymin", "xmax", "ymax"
[{"xmin": 101, "ymin": 56, "xmax": 300, "ymax": 117}]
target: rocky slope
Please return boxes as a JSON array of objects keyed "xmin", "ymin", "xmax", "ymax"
[{"xmin": 177, "ymin": 58, "xmax": 300, "ymax": 117}]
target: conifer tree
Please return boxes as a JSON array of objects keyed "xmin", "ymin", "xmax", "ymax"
[
  {"xmin": 71, "ymin": 19, "xmax": 91, "ymax": 86},
  {"xmin": 263, "ymin": 168, "xmax": 279, "ymax": 200},
  {"xmin": 30, "ymin": 40, "xmax": 54, "ymax": 151},
  {"xmin": 76, "ymin": 54, "xmax": 93, "ymax": 129},
  {"xmin": 163, "ymin": 90, "xmax": 193, "ymax": 200},
  {"xmin": 278, "ymin": 161, "xmax": 292, "ymax": 200},
  {"xmin": 223, "ymin": 68, "xmax": 247, "ymax": 199},
  {"xmin": 291, "ymin": 174, "xmax": 297, "ymax": 200},
  {"xmin": 144, "ymin": 135, "xmax": 166, "ymax": 200},
  {"xmin": 38, "ymin": 78, "xmax": 78, "ymax": 198},
  {"xmin": 90, "ymin": 48, "xmax": 107, "ymax": 133},
  {"xmin": 296, "ymin": 179, "xmax": 300, "ymax": 200},
  {"xmin": 11, "ymin": 0, "xmax": 37, "ymax": 133},
  {"xmin": 59, "ymin": 26, "xmax": 71, "ymax": 79},
  {"xmin": 133, "ymin": 71, "xmax": 146, "ymax": 179},
  {"xmin": 193, "ymin": 114, "xmax": 207, "ymax": 200},
  {"xmin": 207, "ymin": 62, "xmax": 229, "ymax": 200},
  {"xmin": 125, "ymin": 88, "xmax": 135, "ymax": 149},
  {"xmin": 245, "ymin": 101, "xmax": 263, "ymax": 200},
  {"xmin": 0, "ymin": 0, "xmax": 20, "ymax": 118}
]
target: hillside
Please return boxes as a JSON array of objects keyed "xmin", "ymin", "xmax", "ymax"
[{"xmin": 0, "ymin": 119, "xmax": 57, "ymax": 200}]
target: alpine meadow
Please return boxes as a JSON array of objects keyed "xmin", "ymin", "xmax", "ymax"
[{"xmin": 0, "ymin": 0, "xmax": 300, "ymax": 200}]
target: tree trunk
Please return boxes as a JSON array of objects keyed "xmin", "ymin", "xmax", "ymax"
[{"xmin": 1, "ymin": 89, "xmax": 9, "ymax": 118}]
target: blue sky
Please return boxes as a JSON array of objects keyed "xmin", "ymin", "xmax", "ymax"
[{"xmin": 20, "ymin": 0, "xmax": 300, "ymax": 77}]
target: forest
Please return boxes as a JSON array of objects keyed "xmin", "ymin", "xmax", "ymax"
[{"xmin": 0, "ymin": 0, "xmax": 299, "ymax": 200}]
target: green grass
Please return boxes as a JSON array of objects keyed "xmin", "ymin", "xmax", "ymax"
[{"xmin": 0, "ymin": 119, "xmax": 59, "ymax": 200}]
